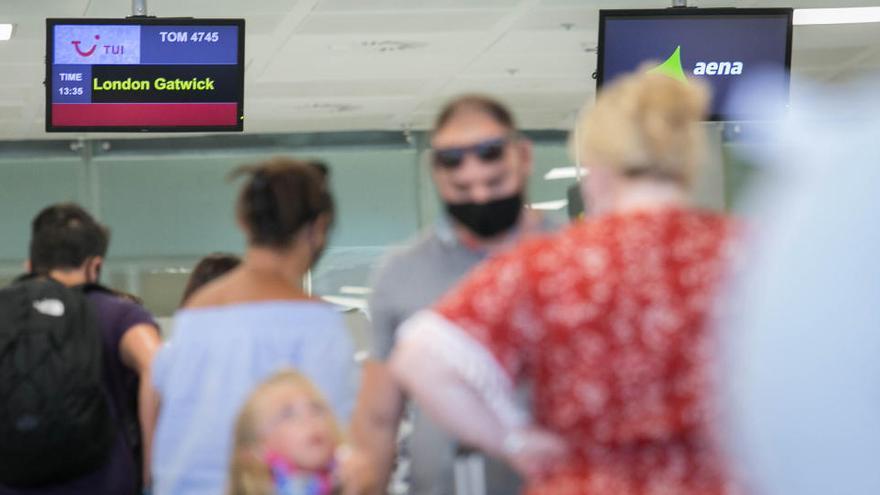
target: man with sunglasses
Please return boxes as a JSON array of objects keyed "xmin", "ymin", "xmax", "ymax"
[{"xmin": 351, "ymin": 95, "xmax": 558, "ymax": 495}]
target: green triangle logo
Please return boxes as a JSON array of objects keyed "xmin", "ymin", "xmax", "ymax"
[{"xmin": 648, "ymin": 45, "xmax": 688, "ymax": 82}]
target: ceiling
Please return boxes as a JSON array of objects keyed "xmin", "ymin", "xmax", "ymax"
[{"xmin": 1, "ymin": 0, "xmax": 879, "ymax": 140}]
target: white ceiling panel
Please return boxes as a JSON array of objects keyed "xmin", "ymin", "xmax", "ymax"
[
  {"xmin": 2, "ymin": 16, "xmax": 45, "ymax": 40},
  {"xmin": 84, "ymin": 0, "xmax": 301, "ymax": 17},
  {"xmin": 0, "ymin": 125, "xmax": 25, "ymax": 140},
  {"xmin": 540, "ymin": 0, "xmax": 669, "ymax": 7},
  {"xmin": 793, "ymin": 46, "xmax": 867, "ymax": 70},
  {"xmin": 0, "ymin": 64, "xmax": 44, "ymax": 86},
  {"xmin": 295, "ymin": 11, "xmax": 509, "ymax": 35},
  {"xmin": 246, "ymin": 95, "xmax": 414, "ymax": 116},
  {"xmin": 0, "ymin": 87, "xmax": 28, "ymax": 103},
  {"xmin": 756, "ymin": 0, "xmax": 880, "ymax": 6},
  {"xmin": 276, "ymin": 33, "xmax": 483, "ymax": 57},
  {"xmin": 488, "ymin": 30, "xmax": 596, "ymax": 54},
  {"xmin": 861, "ymin": 48, "xmax": 880, "ymax": 68},
  {"xmin": 794, "ymin": 24, "xmax": 880, "ymax": 49},
  {"xmin": 0, "ymin": 40, "xmax": 42, "ymax": 65},
  {"xmin": 512, "ymin": 7, "xmax": 600, "ymax": 32},
  {"xmin": 463, "ymin": 51, "xmax": 594, "ymax": 78},
  {"xmin": 445, "ymin": 75, "xmax": 592, "ymax": 95},
  {"xmin": 3, "ymin": 0, "xmax": 91, "ymax": 18},
  {"xmin": 242, "ymin": 15, "xmax": 287, "ymax": 36},
  {"xmin": 243, "ymin": 114, "xmax": 400, "ymax": 132},
  {"xmin": 249, "ymin": 79, "xmax": 429, "ymax": 98},
  {"xmin": 261, "ymin": 54, "xmax": 466, "ymax": 81},
  {"xmin": 0, "ymin": 105, "xmax": 25, "ymax": 121},
  {"xmin": 315, "ymin": 0, "xmax": 519, "ymax": 12}
]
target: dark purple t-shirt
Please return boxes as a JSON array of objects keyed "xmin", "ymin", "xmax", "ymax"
[{"xmin": 0, "ymin": 290, "xmax": 158, "ymax": 495}]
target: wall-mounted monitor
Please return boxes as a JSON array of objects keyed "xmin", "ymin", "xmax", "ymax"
[
  {"xmin": 597, "ymin": 8, "xmax": 793, "ymax": 121},
  {"xmin": 46, "ymin": 18, "xmax": 244, "ymax": 132}
]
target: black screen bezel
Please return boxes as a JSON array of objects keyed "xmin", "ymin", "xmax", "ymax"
[
  {"xmin": 596, "ymin": 8, "xmax": 794, "ymax": 121},
  {"xmin": 45, "ymin": 17, "xmax": 245, "ymax": 133}
]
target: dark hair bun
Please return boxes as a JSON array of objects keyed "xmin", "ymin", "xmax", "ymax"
[{"xmin": 231, "ymin": 157, "xmax": 334, "ymax": 248}]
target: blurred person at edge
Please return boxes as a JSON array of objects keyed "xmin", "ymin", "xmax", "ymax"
[
  {"xmin": 390, "ymin": 71, "xmax": 743, "ymax": 495},
  {"xmin": 179, "ymin": 253, "xmax": 241, "ymax": 307},
  {"xmin": 150, "ymin": 158, "xmax": 358, "ymax": 495},
  {"xmin": 349, "ymin": 95, "xmax": 559, "ymax": 495},
  {"xmin": 0, "ymin": 203, "xmax": 161, "ymax": 495},
  {"xmin": 721, "ymin": 75, "xmax": 880, "ymax": 495}
]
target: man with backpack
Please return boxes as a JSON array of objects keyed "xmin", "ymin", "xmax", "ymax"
[{"xmin": 0, "ymin": 203, "xmax": 161, "ymax": 495}]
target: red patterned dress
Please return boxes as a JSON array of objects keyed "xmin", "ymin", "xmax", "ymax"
[{"xmin": 433, "ymin": 208, "xmax": 739, "ymax": 495}]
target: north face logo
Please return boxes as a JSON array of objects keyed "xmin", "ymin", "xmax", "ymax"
[{"xmin": 33, "ymin": 299, "xmax": 65, "ymax": 317}]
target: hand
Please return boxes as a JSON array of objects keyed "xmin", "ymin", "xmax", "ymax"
[
  {"xmin": 336, "ymin": 444, "xmax": 379, "ymax": 495},
  {"xmin": 502, "ymin": 427, "xmax": 570, "ymax": 481}
]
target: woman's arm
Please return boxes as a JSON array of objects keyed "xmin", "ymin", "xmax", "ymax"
[
  {"xmin": 389, "ymin": 311, "xmax": 567, "ymax": 479},
  {"xmin": 120, "ymin": 324, "xmax": 162, "ymax": 487}
]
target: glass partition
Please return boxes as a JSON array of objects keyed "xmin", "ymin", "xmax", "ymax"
[{"xmin": 0, "ymin": 128, "xmax": 749, "ymax": 322}]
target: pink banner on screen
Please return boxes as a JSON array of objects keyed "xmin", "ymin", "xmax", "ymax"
[{"xmin": 52, "ymin": 103, "xmax": 239, "ymax": 126}]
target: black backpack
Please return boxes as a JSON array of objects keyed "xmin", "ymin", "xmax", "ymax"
[{"xmin": 0, "ymin": 276, "xmax": 116, "ymax": 487}]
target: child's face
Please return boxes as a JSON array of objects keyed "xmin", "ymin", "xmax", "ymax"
[{"xmin": 259, "ymin": 385, "xmax": 338, "ymax": 472}]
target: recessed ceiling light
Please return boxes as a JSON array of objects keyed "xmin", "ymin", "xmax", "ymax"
[
  {"xmin": 530, "ymin": 200, "xmax": 569, "ymax": 211},
  {"xmin": 794, "ymin": 7, "xmax": 880, "ymax": 25},
  {"xmin": 339, "ymin": 286, "xmax": 372, "ymax": 296},
  {"xmin": 0, "ymin": 24, "xmax": 14, "ymax": 41},
  {"xmin": 544, "ymin": 167, "xmax": 588, "ymax": 180}
]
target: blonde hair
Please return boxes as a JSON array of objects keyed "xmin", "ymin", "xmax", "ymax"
[
  {"xmin": 226, "ymin": 370, "xmax": 343, "ymax": 495},
  {"xmin": 573, "ymin": 70, "xmax": 710, "ymax": 187}
]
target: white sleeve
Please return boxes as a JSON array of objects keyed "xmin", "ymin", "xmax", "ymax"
[{"xmin": 396, "ymin": 310, "xmax": 527, "ymax": 429}]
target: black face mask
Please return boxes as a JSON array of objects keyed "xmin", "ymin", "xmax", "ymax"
[{"xmin": 444, "ymin": 192, "xmax": 523, "ymax": 239}]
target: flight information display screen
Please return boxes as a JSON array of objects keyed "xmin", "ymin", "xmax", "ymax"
[
  {"xmin": 46, "ymin": 18, "xmax": 245, "ymax": 132},
  {"xmin": 598, "ymin": 9, "xmax": 792, "ymax": 121}
]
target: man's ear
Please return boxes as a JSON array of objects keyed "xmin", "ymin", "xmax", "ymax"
[
  {"xmin": 516, "ymin": 139, "xmax": 534, "ymax": 178},
  {"xmin": 311, "ymin": 213, "xmax": 332, "ymax": 245},
  {"xmin": 87, "ymin": 256, "xmax": 105, "ymax": 282},
  {"xmin": 23, "ymin": 259, "xmax": 32, "ymax": 273}
]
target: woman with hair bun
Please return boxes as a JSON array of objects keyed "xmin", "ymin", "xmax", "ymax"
[{"xmin": 151, "ymin": 158, "xmax": 357, "ymax": 495}]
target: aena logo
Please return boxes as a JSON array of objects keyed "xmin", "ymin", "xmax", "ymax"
[
  {"xmin": 693, "ymin": 61, "xmax": 743, "ymax": 76},
  {"xmin": 72, "ymin": 35, "xmax": 100, "ymax": 57},
  {"xmin": 648, "ymin": 46, "xmax": 744, "ymax": 80}
]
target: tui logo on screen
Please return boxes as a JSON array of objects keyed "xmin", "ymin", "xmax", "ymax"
[
  {"xmin": 72, "ymin": 34, "xmax": 100, "ymax": 57},
  {"xmin": 649, "ymin": 46, "xmax": 744, "ymax": 80}
]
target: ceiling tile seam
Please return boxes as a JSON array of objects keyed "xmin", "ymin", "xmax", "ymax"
[
  {"xmin": 251, "ymin": 0, "xmax": 325, "ymax": 81},
  {"xmin": 825, "ymin": 45, "xmax": 879, "ymax": 83},
  {"xmin": 390, "ymin": 0, "xmax": 544, "ymax": 126}
]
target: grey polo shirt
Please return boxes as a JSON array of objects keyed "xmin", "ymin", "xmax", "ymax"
[{"xmin": 368, "ymin": 214, "xmax": 559, "ymax": 495}]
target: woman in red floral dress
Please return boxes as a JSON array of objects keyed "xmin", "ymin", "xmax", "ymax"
[{"xmin": 390, "ymin": 71, "xmax": 740, "ymax": 495}]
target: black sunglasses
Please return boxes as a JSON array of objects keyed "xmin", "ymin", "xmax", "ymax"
[{"xmin": 432, "ymin": 136, "xmax": 511, "ymax": 169}]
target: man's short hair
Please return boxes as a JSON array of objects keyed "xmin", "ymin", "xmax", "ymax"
[
  {"xmin": 29, "ymin": 203, "xmax": 110, "ymax": 274},
  {"xmin": 433, "ymin": 94, "xmax": 516, "ymax": 133}
]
